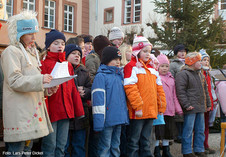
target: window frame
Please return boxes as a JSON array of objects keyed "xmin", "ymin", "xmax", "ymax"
[
  {"xmin": 62, "ymin": 1, "xmax": 77, "ymax": 34},
  {"xmin": 63, "ymin": 4, "xmax": 74, "ymax": 33},
  {"xmin": 133, "ymin": 0, "xmax": 141, "ymax": 23},
  {"xmin": 104, "ymin": 7, "xmax": 114, "ymax": 24},
  {"xmin": 0, "ymin": 0, "xmax": 14, "ymax": 20},
  {"xmin": 218, "ymin": 0, "xmax": 226, "ymax": 20},
  {"xmin": 220, "ymin": 0, "xmax": 226, "ymax": 10},
  {"xmin": 44, "ymin": 0, "xmax": 56, "ymax": 29},
  {"xmin": 122, "ymin": 0, "xmax": 142, "ymax": 25},
  {"xmin": 22, "ymin": 0, "xmax": 36, "ymax": 11}
]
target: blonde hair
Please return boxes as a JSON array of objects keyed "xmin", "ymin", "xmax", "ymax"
[
  {"xmin": 7, "ymin": 10, "xmax": 37, "ymax": 46},
  {"xmin": 119, "ymin": 43, "xmax": 132, "ymax": 66}
]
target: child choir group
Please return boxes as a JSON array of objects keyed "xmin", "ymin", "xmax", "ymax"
[{"xmin": 1, "ymin": 10, "xmax": 226, "ymax": 157}]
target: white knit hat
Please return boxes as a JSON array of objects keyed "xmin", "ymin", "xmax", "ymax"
[
  {"xmin": 132, "ymin": 36, "xmax": 152, "ymax": 56},
  {"xmin": 109, "ymin": 27, "xmax": 124, "ymax": 41}
]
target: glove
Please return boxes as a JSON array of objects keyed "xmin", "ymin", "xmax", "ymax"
[{"xmin": 135, "ymin": 110, "xmax": 143, "ymax": 117}]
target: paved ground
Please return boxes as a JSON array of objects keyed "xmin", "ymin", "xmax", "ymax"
[
  {"xmin": 0, "ymin": 132, "xmax": 223, "ymax": 157},
  {"xmin": 169, "ymin": 133, "xmax": 222, "ymax": 157}
]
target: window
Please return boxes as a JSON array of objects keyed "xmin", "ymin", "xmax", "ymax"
[
  {"xmin": 104, "ymin": 7, "xmax": 114, "ymax": 24},
  {"xmin": 44, "ymin": 0, "xmax": 55, "ymax": 29},
  {"xmin": 219, "ymin": 0, "xmax": 226, "ymax": 20},
  {"xmin": 0, "ymin": 0, "xmax": 14, "ymax": 20},
  {"xmin": 124, "ymin": 0, "xmax": 131, "ymax": 24},
  {"xmin": 23, "ymin": 0, "xmax": 35, "ymax": 11},
  {"xmin": 133, "ymin": 0, "xmax": 141, "ymax": 23},
  {"xmin": 64, "ymin": 5, "xmax": 74, "ymax": 32},
  {"xmin": 123, "ymin": 0, "xmax": 141, "ymax": 24},
  {"xmin": 221, "ymin": 0, "xmax": 226, "ymax": 10}
]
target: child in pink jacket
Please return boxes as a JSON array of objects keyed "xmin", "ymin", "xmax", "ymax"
[
  {"xmin": 216, "ymin": 64, "xmax": 226, "ymax": 144},
  {"xmin": 154, "ymin": 54, "xmax": 183, "ymax": 157}
]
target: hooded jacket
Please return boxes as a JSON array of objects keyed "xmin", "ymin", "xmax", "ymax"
[
  {"xmin": 124, "ymin": 57, "xmax": 166, "ymax": 119},
  {"xmin": 169, "ymin": 58, "xmax": 185, "ymax": 78},
  {"xmin": 175, "ymin": 66, "xmax": 211, "ymax": 114},
  {"xmin": 40, "ymin": 52, "xmax": 84, "ymax": 123},
  {"xmin": 1, "ymin": 45, "xmax": 53, "ymax": 142},
  {"xmin": 85, "ymin": 52, "xmax": 100, "ymax": 82},
  {"xmin": 160, "ymin": 72, "xmax": 183, "ymax": 116},
  {"xmin": 92, "ymin": 64, "xmax": 129, "ymax": 131}
]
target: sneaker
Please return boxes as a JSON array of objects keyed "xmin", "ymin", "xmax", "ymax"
[
  {"xmin": 183, "ymin": 153, "xmax": 196, "ymax": 157},
  {"xmin": 194, "ymin": 152, "xmax": 207, "ymax": 157},
  {"xmin": 205, "ymin": 148, "xmax": 216, "ymax": 154}
]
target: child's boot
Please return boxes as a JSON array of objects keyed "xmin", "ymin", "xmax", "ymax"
[
  {"xmin": 154, "ymin": 146, "xmax": 161, "ymax": 157},
  {"xmin": 162, "ymin": 146, "xmax": 173, "ymax": 157}
]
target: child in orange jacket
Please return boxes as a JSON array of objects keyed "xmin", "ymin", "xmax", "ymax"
[{"xmin": 124, "ymin": 36, "xmax": 166, "ymax": 157}]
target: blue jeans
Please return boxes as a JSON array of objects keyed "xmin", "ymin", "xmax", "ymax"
[
  {"xmin": 6, "ymin": 141, "xmax": 33, "ymax": 157},
  {"xmin": 65, "ymin": 129, "xmax": 86, "ymax": 157},
  {"xmin": 41, "ymin": 119, "xmax": 69, "ymax": 157},
  {"xmin": 182, "ymin": 113, "xmax": 205, "ymax": 154},
  {"xmin": 98, "ymin": 125, "xmax": 121, "ymax": 157},
  {"xmin": 127, "ymin": 119, "xmax": 153, "ymax": 157}
]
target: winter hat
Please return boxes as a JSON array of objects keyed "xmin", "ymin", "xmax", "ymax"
[
  {"xmin": 17, "ymin": 19, "xmax": 39, "ymax": 41},
  {"xmin": 132, "ymin": 36, "xmax": 152, "ymax": 56},
  {"xmin": 185, "ymin": 52, "xmax": 201, "ymax": 66},
  {"xmin": 101, "ymin": 46, "xmax": 121, "ymax": 65},
  {"xmin": 84, "ymin": 36, "xmax": 93, "ymax": 43},
  {"xmin": 174, "ymin": 44, "xmax": 188, "ymax": 55},
  {"xmin": 7, "ymin": 10, "xmax": 38, "ymax": 45},
  {"xmin": 157, "ymin": 54, "xmax": 169, "ymax": 69},
  {"xmin": 93, "ymin": 35, "xmax": 112, "ymax": 56},
  {"xmin": 109, "ymin": 27, "xmax": 124, "ymax": 41},
  {"xmin": 7, "ymin": 10, "xmax": 40, "ymax": 66},
  {"xmin": 199, "ymin": 49, "xmax": 209, "ymax": 60},
  {"xmin": 65, "ymin": 44, "xmax": 82, "ymax": 59},
  {"xmin": 45, "ymin": 29, "xmax": 66, "ymax": 49}
]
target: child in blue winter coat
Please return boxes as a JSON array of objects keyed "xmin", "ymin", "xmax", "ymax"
[{"xmin": 91, "ymin": 46, "xmax": 129, "ymax": 157}]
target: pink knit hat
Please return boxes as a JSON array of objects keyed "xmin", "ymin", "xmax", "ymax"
[
  {"xmin": 132, "ymin": 36, "xmax": 152, "ymax": 56},
  {"xmin": 157, "ymin": 54, "xmax": 169, "ymax": 69}
]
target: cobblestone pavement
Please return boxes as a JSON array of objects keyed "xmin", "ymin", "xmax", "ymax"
[{"xmin": 169, "ymin": 133, "xmax": 222, "ymax": 157}]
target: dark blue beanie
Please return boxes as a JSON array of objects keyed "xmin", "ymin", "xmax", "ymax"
[
  {"xmin": 84, "ymin": 36, "xmax": 93, "ymax": 43},
  {"xmin": 174, "ymin": 44, "xmax": 188, "ymax": 55},
  {"xmin": 65, "ymin": 44, "xmax": 82, "ymax": 59},
  {"xmin": 45, "ymin": 29, "xmax": 66, "ymax": 49},
  {"xmin": 101, "ymin": 46, "xmax": 121, "ymax": 65}
]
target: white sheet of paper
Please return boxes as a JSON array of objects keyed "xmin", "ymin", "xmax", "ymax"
[
  {"xmin": 51, "ymin": 62, "xmax": 70, "ymax": 78},
  {"xmin": 44, "ymin": 75, "xmax": 77, "ymax": 88},
  {"xmin": 44, "ymin": 62, "xmax": 76, "ymax": 88}
]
